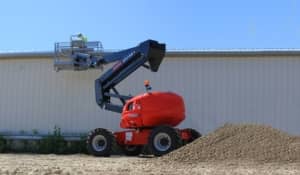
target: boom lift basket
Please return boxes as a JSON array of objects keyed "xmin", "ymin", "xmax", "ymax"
[{"xmin": 54, "ymin": 38, "xmax": 103, "ymax": 71}]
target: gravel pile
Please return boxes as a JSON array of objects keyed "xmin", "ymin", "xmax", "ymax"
[{"xmin": 162, "ymin": 124, "xmax": 300, "ymax": 163}]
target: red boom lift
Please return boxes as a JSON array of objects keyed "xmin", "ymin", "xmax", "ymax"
[{"xmin": 54, "ymin": 35, "xmax": 201, "ymax": 156}]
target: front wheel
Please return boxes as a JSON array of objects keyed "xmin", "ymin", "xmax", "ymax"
[
  {"xmin": 86, "ymin": 128, "xmax": 114, "ymax": 157},
  {"xmin": 148, "ymin": 126, "xmax": 182, "ymax": 156}
]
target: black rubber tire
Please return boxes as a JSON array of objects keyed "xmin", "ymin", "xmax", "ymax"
[
  {"xmin": 120, "ymin": 145, "xmax": 143, "ymax": 156},
  {"xmin": 86, "ymin": 128, "xmax": 114, "ymax": 157},
  {"xmin": 186, "ymin": 128, "xmax": 201, "ymax": 143},
  {"xmin": 148, "ymin": 126, "xmax": 182, "ymax": 156}
]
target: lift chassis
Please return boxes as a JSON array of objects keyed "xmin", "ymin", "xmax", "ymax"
[{"xmin": 54, "ymin": 37, "xmax": 201, "ymax": 156}]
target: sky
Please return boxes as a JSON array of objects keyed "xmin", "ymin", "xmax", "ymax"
[{"xmin": 0, "ymin": 0, "xmax": 300, "ymax": 51}]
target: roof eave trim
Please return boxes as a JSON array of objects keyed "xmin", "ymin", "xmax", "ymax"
[{"xmin": 1, "ymin": 50, "xmax": 300, "ymax": 59}]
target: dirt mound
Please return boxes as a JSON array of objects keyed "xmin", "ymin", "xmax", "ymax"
[{"xmin": 162, "ymin": 124, "xmax": 300, "ymax": 163}]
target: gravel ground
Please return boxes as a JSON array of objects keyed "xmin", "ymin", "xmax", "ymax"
[
  {"xmin": 1, "ymin": 124, "xmax": 299, "ymax": 174},
  {"xmin": 0, "ymin": 154, "xmax": 299, "ymax": 175},
  {"xmin": 163, "ymin": 124, "xmax": 300, "ymax": 163}
]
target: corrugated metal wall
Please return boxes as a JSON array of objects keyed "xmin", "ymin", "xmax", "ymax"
[{"xmin": 0, "ymin": 56, "xmax": 300, "ymax": 135}]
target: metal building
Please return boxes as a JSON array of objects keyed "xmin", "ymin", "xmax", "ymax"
[{"xmin": 0, "ymin": 50, "xmax": 300, "ymax": 137}]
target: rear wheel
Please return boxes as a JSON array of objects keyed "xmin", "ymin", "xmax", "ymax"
[
  {"xmin": 86, "ymin": 128, "xmax": 114, "ymax": 157},
  {"xmin": 120, "ymin": 145, "xmax": 143, "ymax": 156},
  {"xmin": 148, "ymin": 126, "xmax": 182, "ymax": 156}
]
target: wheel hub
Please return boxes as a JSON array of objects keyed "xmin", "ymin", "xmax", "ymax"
[
  {"xmin": 98, "ymin": 140, "xmax": 105, "ymax": 147},
  {"xmin": 92, "ymin": 135, "xmax": 107, "ymax": 152},
  {"xmin": 160, "ymin": 138, "xmax": 169, "ymax": 146},
  {"xmin": 153, "ymin": 133, "xmax": 171, "ymax": 152}
]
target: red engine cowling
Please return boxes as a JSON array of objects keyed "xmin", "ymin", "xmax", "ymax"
[{"xmin": 120, "ymin": 91, "xmax": 185, "ymax": 129}]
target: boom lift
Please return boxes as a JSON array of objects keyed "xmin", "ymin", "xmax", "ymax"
[{"xmin": 54, "ymin": 36, "xmax": 201, "ymax": 156}]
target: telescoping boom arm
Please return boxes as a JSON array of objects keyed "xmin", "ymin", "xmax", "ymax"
[{"xmin": 94, "ymin": 40, "xmax": 165, "ymax": 113}]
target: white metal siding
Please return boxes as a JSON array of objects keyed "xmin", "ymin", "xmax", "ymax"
[{"xmin": 0, "ymin": 56, "xmax": 300, "ymax": 135}]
